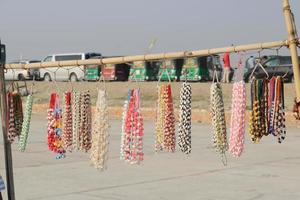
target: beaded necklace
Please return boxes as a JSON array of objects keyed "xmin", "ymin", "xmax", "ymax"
[
  {"xmin": 155, "ymin": 85, "xmax": 165, "ymax": 151},
  {"xmin": 90, "ymin": 89, "xmax": 109, "ymax": 170},
  {"xmin": 7, "ymin": 92, "xmax": 23, "ymax": 143},
  {"xmin": 269, "ymin": 77, "xmax": 286, "ymax": 143},
  {"xmin": 47, "ymin": 93, "xmax": 65, "ymax": 159},
  {"xmin": 249, "ymin": 79, "xmax": 269, "ymax": 143},
  {"xmin": 122, "ymin": 89, "xmax": 144, "ymax": 164},
  {"xmin": 120, "ymin": 90, "xmax": 131, "ymax": 160},
  {"xmin": 155, "ymin": 84, "xmax": 176, "ymax": 152},
  {"xmin": 229, "ymin": 80, "xmax": 246, "ymax": 157},
  {"xmin": 163, "ymin": 84, "xmax": 176, "ymax": 152},
  {"xmin": 61, "ymin": 92, "xmax": 73, "ymax": 151},
  {"xmin": 12, "ymin": 92, "xmax": 23, "ymax": 137},
  {"xmin": 72, "ymin": 91, "xmax": 80, "ymax": 150},
  {"xmin": 178, "ymin": 82, "xmax": 192, "ymax": 155},
  {"xmin": 78, "ymin": 91, "xmax": 92, "ymax": 152},
  {"xmin": 210, "ymin": 82, "xmax": 228, "ymax": 161},
  {"xmin": 18, "ymin": 94, "xmax": 33, "ymax": 151},
  {"xmin": 7, "ymin": 92, "xmax": 16, "ymax": 143}
]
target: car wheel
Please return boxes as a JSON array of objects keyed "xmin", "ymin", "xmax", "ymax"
[
  {"xmin": 69, "ymin": 73, "xmax": 78, "ymax": 82},
  {"xmin": 18, "ymin": 74, "xmax": 25, "ymax": 81},
  {"xmin": 44, "ymin": 73, "xmax": 52, "ymax": 82}
]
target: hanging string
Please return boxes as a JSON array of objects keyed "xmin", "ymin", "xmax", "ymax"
[
  {"xmin": 122, "ymin": 89, "xmax": 144, "ymax": 164},
  {"xmin": 47, "ymin": 93, "xmax": 65, "ymax": 159},
  {"xmin": 178, "ymin": 82, "xmax": 192, "ymax": 155},
  {"xmin": 61, "ymin": 91, "xmax": 73, "ymax": 151},
  {"xmin": 210, "ymin": 81, "xmax": 228, "ymax": 164},
  {"xmin": 18, "ymin": 94, "xmax": 33, "ymax": 151},
  {"xmin": 90, "ymin": 89, "xmax": 109, "ymax": 170},
  {"xmin": 229, "ymin": 81, "xmax": 246, "ymax": 157}
]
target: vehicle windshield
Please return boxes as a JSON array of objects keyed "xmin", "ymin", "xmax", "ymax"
[
  {"xmin": 264, "ymin": 58, "xmax": 280, "ymax": 67},
  {"xmin": 55, "ymin": 55, "xmax": 82, "ymax": 61}
]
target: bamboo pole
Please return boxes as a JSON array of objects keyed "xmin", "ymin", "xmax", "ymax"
[
  {"xmin": 283, "ymin": 0, "xmax": 300, "ymax": 102},
  {"xmin": 5, "ymin": 39, "xmax": 294, "ymax": 70}
]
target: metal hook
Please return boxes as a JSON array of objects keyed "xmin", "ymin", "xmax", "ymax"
[{"xmin": 249, "ymin": 61, "xmax": 269, "ymax": 80}]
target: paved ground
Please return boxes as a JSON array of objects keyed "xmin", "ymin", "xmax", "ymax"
[{"xmin": 1, "ymin": 114, "xmax": 300, "ymax": 200}]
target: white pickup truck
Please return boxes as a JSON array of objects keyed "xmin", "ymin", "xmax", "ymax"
[{"xmin": 39, "ymin": 52, "xmax": 101, "ymax": 82}]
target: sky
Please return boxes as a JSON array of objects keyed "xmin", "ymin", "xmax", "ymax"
[{"xmin": 0, "ymin": 0, "xmax": 299, "ymax": 62}]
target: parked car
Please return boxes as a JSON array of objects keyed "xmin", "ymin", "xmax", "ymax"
[
  {"xmin": 39, "ymin": 52, "xmax": 101, "ymax": 82},
  {"xmin": 5, "ymin": 60, "xmax": 40, "ymax": 81},
  {"xmin": 244, "ymin": 55, "xmax": 300, "ymax": 82}
]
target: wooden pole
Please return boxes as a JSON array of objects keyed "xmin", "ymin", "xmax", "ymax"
[
  {"xmin": 0, "ymin": 42, "xmax": 15, "ymax": 200},
  {"xmin": 5, "ymin": 39, "xmax": 293, "ymax": 70},
  {"xmin": 283, "ymin": 0, "xmax": 300, "ymax": 101}
]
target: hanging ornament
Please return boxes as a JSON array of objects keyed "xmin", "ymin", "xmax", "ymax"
[
  {"xmin": 90, "ymin": 89, "xmax": 109, "ymax": 170},
  {"xmin": 61, "ymin": 92, "xmax": 73, "ymax": 151},
  {"xmin": 210, "ymin": 82, "xmax": 228, "ymax": 159},
  {"xmin": 178, "ymin": 82, "xmax": 192, "ymax": 155},
  {"xmin": 120, "ymin": 90, "xmax": 131, "ymax": 160},
  {"xmin": 229, "ymin": 81, "xmax": 246, "ymax": 157},
  {"xmin": 122, "ymin": 89, "xmax": 144, "ymax": 164},
  {"xmin": 18, "ymin": 94, "xmax": 33, "ymax": 152},
  {"xmin": 47, "ymin": 93, "xmax": 65, "ymax": 159}
]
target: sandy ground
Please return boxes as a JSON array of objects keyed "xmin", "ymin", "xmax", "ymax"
[{"xmin": 0, "ymin": 114, "xmax": 300, "ymax": 200}]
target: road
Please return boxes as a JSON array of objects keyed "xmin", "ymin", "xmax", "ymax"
[{"xmin": 0, "ymin": 114, "xmax": 300, "ymax": 200}]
